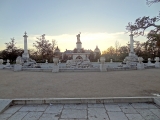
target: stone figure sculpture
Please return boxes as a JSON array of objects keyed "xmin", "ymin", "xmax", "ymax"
[
  {"xmin": 42, "ymin": 34, "xmax": 45, "ymax": 39},
  {"xmin": 76, "ymin": 32, "xmax": 81, "ymax": 42}
]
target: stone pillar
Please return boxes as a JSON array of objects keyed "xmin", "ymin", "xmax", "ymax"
[
  {"xmin": 45, "ymin": 60, "xmax": 48, "ymax": 63},
  {"xmin": 6, "ymin": 59, "xmax": 10, "ymax": 66},
  {"xmin": 147, "ymin": 58, "xmax": 152, "ymax": 66},
  {"xmin": 110, "ymin": 59, "xmax": 113, "ymax": 63},
  {"xmin": 0, "ymin": 59, "xmax": 4, "ymax": 69},
  {"xmin": 52, "ymin": 57, "xmax": 59, "ymax": 73},
  {"xmin": 100, "ymin": 57, "xmax": 106, "ymax": 72},
  {"xmin": 155, "ymin": 57, "xmax": 160, "ymax": 68},
  {"xmin": 14, "ymin": 56, "xmax": 22, "ymax": 71},
  {"xmin": 130, "ymin": 33, "xmax": 134, "ymax": 54},
  {"xmin": 22, "ymin": 31, "xmax": 29, "ymax": 58},
  {"xmin": 137, "ymin": 57, "xmax": 144, "ymax": 70}
]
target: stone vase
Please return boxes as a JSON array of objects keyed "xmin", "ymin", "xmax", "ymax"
[
  {"xmin": 123, "ymin": 59, "xmax": 126, "ymax": 63},
  {"xmin": 138, "ymin": 57, "xmax": 143, "ymax": 63},
  {"xmin": 155, "ymin": 57, "xmax": 159, "ymax": 62},
  {"xmin": 53, "ymin": 57, "xmax": 59, "ymax": 65},
  {"xmin": 16, "ymin": 57, "xmax": 22, "ymax": 64},
  {"xmin": 148, "ymin": 58, "xmax": 151, "ymax": 62},
  {"xmin": 110, "ymin": 59, "xmax": 113, "ymax": 63},
  {"xmin": 100, "ymin": 57, "xmax": 105, "ymax": 64},
  {"xmin": 7, "ymin": 59, "xmax": 10, "ymax": 63},
  {"xmin": 147, "ymin": 58, "xmax": 152, "ymax": 66},
  {"xmin": 45, "ymin": 60, "xmax": 48, "ymax": 63},
  {"xmin": 137, "ymin": 57, "xmax": 144, "ymax": 70},
  {"xmin": 6, "ymin": 59, "xmax": 10, "ymax": 66}
]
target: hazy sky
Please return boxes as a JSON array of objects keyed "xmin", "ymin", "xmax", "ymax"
[{"xmin": 0, "ymin": 0, "xmax": 159, "ymax": 52}]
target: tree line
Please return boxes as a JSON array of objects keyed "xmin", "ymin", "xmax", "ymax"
[
  {"xmin": 0, "ymin": 36, "xmax": 57, "ymax": 63},
  {"xmin": 102, "ymin": 40, "xmax": 160, "ymax": 62}
]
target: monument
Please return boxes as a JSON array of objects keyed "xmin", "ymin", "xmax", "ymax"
[
  {"xmin": 125, "ymin": 32, "xmax": 138, "ymax": 67},
  {"xmin": 65, "ymin": 33, "xmax": 94, "ymax": 68},
  {"xmin": 15, "ymin": 32, "xmax": 36, "ymax": 68}
]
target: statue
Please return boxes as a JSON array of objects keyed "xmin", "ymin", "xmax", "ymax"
[
  {"xmin": 42, "ymin": 34, "xmax": 45, "ymax": 39},
  {"xmin": 76, "ymin": 32, "xmax": 81, "ymax": 42}
]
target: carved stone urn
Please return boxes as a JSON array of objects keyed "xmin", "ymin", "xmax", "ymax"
[
  {"xmin": 100, "ymin": 57, "xmax": 105, "ymax": 64},
  {"xmin": 148, "ymin": 58, "xmax": 151, "ymax": 62},
  {"xmin": 16, "ymin": 56, "xmax": 22, "ymax": 64},
  {"xmin": 138, "ymin": 57, "xmax": 143, "ymax": 63},
  {"xmin": 7, "ymin": 59, "xmax": 10, "ymax": 63},
  {"xmin": 53, "ymin": 57, "xmax": 59, "ymax": 65},
  {"xmin": 155, "ymin": 57, "xmax": 159, "ymax": 62},
  {"xmin": 0, "ymin": 59, "xmax": 3, "ymax": 64}
]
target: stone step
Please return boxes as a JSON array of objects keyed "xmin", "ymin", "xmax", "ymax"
[
  {"xmin": 12, "ymin": 97, "xmax": 154, "ymax": 105},
  {"xmin": 0, "ymin": 99, "xmax": 12, "ymax": 114}
]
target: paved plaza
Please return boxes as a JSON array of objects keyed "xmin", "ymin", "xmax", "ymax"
[{"xmin": 0, "ymin": 103, "xmax": 160, "ymax": 120}]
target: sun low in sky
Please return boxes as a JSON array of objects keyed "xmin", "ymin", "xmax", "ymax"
[{"xmin": 0, "ymin": 0, "xmax": 159, "ymax": 52}]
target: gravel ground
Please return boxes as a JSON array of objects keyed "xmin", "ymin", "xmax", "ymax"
[{"xmin": 0, "ymin": 69, "xmax": 160, "ymax": 99}]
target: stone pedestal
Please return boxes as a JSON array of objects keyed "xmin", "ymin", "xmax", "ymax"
[
  {"xmin": 155, "ymin": 62, "xmax": 160, "ymax": 68},
  {"xmin": 0, "ymin": 59, "xmax": 4, "ymax": 69},
  {"xmin": 14, "ymin": 64, "xmax": 22, "ymax": 71},
  {"xmin": 125, "ymin": 33, "xmax": 138, "ymax": 68},
  {"xmin": 155, "ymin": 57, "xmax": 160, "ymax": 68},
  {"xmin": 110, "ymin": 59, "xmax": 113, "ymax": 63},
  {"xmin": 45, "ymin": 60, "xmax": 48, "ymax": 64},
  {"xmin": 0, "ymin": 65, "xmax": 4, "ymax": 69},
  {"xmin": 52, "ymin": 65, "xmax": 59, "ymax": 73},
  {"xmin": 147, "ymin": 58, "xmax": 152, "ymax": 66},
  {"xmin": 6, "ymin": 60, "xmax": 10, "ymax": 67},
  {"xmin": 137, "ymin": 63, "xmax": 144, "ymax": 70},
  {"xmin": 100, "ymin": 64, "xmax": 106, "ymax": 72},
  {"xmin": 22, "ymin": 53, "xmax": 29, "ymax": 59}
]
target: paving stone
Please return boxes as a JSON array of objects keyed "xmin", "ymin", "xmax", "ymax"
[
  {"xmin": 22, "ymin": 112, "xmax": 43, "ymax": 120},
  {"xmin": 61, "ymin": 109, "xmax": 87, "ymax": 119},
  {"xmin": 44, "ymin": 104, "xmax": 63, "ymax": 114},
  {"xmin": 64, "ymin": 104, "xmax": 87, "ymax": 109},
  {"xmin": 108, "ymin": 112, "xmax": 128, "ymax": 120},
  {"xmin": 126, "ymin": 114, "xmax": 145, "ymax": 120},
  {"xmin": 0, "ymin": 99, "xmax": 12, "ymax": 113},
  {"xmin": 121, "ymin": 108, "xmax": 137, "ymax": 114},
  {"xmin": 118, "ymin": 103, "xmax": 137, "ymax": 113},
  {"xmin": 131, "ymin": 103, "xmax": 158, "ymax": 109},
  {"xmin": 88, "ymin": 103, "xmax": 104, "ymax": 108},
  {"xmin": 4, "ymin": 105, "xmax": 22, "ymax": 114},
  {"xmin": 136, "ymin": 109, "xmax": 160, "ymax": 120},
  {"xmin": 88, "ymin": 108, "xmax": 109, "ymax": 120},
  {"xmin": 0, "ymin": 113, "xmax": 12, "ymax": 120},
  {"xmin": 118, "ymin": 103, "xmax": 134, "ymax": 109},
  {"xmin": 104, "ymin": 104, "xmax": 121, "ymax": 112},
  {"xmin": 59, "ymin": 118, "xmax": 88, "ymax": 120},
  {"xmin": 8, "ymin": 112, "xmax": 28, "ymax": 120},
  {"xmin": 150, "ymin": 109, "xmax": 160, "ymax": 118},
  {"xmin": 19, "ymin": 105, "xmax": 48, "ymax": 112},
  {"xmin": 39, "ymin": 113, "xmax": 59, "ymax": 120}
]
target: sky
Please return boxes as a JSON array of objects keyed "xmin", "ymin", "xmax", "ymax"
[{"xmin": 0, "ymin": 0, "xmax": 159, "ymax": 53}]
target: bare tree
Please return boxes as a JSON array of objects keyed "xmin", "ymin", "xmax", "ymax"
[
  {"xmin": 115, "ymin": 40, "xmax": 121, "ymax": 60},
  {"xmin": 146, "ymin": 0, "xmax": 160, "ymax": 6},
  {"xmin": 33, "ymin": 34, "xmax": 56, "ymax": 61},
  {"xmin": 126, "ymin": 0, "xmax": 160, "ymax": 36}
]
